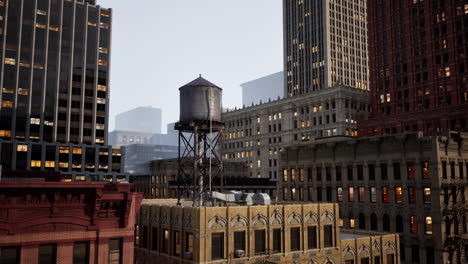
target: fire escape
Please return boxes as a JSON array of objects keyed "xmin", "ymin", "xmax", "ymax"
[{"xmin": 442, "ymin": 177, "xmax": 468, "ymax": 263}]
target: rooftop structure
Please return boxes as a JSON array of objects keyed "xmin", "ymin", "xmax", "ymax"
[{"xmin": 134, "ymin": 201, "xmax": 400, "ymax": 264}]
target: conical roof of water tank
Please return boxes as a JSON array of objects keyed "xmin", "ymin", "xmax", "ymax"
[{"xmin": 178, "ymin": 75, "xmax": 222, "ymax": 124}]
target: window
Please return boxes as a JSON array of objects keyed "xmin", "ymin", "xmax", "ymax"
[
  {"xmin": 425, "ymin": 217, "xmax": 433, "ymax": 235},
  {"xmin": 234, "ymin": 231, "xmax": 245, "ymax": 251},
  {"xmin": 17, "ymin": 145, "xmax": 28, "ymax": 152},
  {"xmin": 291, "ymin": 168, "xmax": 296, "ymax": 181},
  {"xmin": 360, "ymin": 257, "xmax": 370, "ymax": 264},
  {"xmin": 421, "ymin": 162, "xmax": 430, "ymax": 178},
  {"xmin": 370, "ymin": 187, "xmax": 377, "ymax": 202},
  {"xmin": 185, "ymin": 233, "xmax": 193, "ymax": 254},
  {"xmin": 423, "ymin": 188, "xmax": 431, "ymax": 204},
  {"xmin": 0, "ymin": 246, "xmax": 20, "ymax": 264},
  {"xmin": 337, "ymin": 187, "xmax": 343, "ymax": 202},
  {"xmin": 173, "ymin": 231, "xmax": 181, "ymax": 256},
  {"xmin": 316, "ymin": 167, "xmax": 322, "ymax": 180},
  {"xmin": 411, "ymin": 246, "xmax": 419, "ymax": 263},
  {"xmin": 382, "ymin": 187, "xmax": 390, "ymax": 203},
  {"xmin": 162, "ymin": 230, "xmax": 169, "ymax": 254},
  {"xmin": 408, "ymin": 187, "xmax": 416, "ymax": 204},
  {"xmin": 442, "ymin": 161, "xmax": 447, "ymax": 178},
  {"xmin": 108, "ymin": 239, "xmax": 122, "ymax": 264},
  {"xmin": 211, "ymin": 233, "xmax": 224, "ymax": 260},
  {"xmin": 347, "ymin": 165, "xmax": 353, "ymax": 180},
  {"xmin": 357, "ymin": 165, "xmax": 363, "ymax": 180},
  {"xmin": 254, "ymin": 230, "xmax": 266, "ymax": 255},
  {"xmin": 307, "ymin": 226, "xmax": 317, "ymax": 249},
  {"xmin": 371, "ymin": 214, "xmax": 378, "ymax": 230},
  {"xmin": 152, "ymin": 228, "xmax": 158, "ymax": 251},
  {"xmin": 359, "ymin": 213, "xmax": 366, "ymax": 229},
  {"xmin": 358, "ymin": 187, "xmax": 365, "ymax": 202},
  {"xmin": 395, "ymin": 187, "xmax": 403, "ymax": 203},
  {"xmin": 383, "ymin": 214, "xmax": 390, "ymax": 232},
  {"xmin": 407, "ymin": 163, "xmax": 415, "ymax": 179},
  {"xmin": 410, "ymin": 216, "xmax": 418, "ymax": 233},
  {"xmin": 374, "ymin": 256, "xmax": 381, "ymax": 264},
  {"xmin": 348, "ymin": 187, "xmax": 354, "ymax": 202},
  {"xmin": 73, "ymin": 147, "xmax": 82, "ymax": 154},
  {"xmin": 387, "ymin": 254, "xmax": 395, "ymax": 264},
  {"xmin": 345, "ymin": 260, "xmax": 355, "ymax": 264},
  {"xmin": 393, "ymin": 163, "xmax": 401, "ymax": 179},
  {"xmin": 368, "ymin": 164, "xmax": 375, "ymax": 180},
  {"xmin": 283, "ymin": 169, "xmax": 288, "ymax": 182},
  {"xmin": 380, "ymin": 164, "xmax": 388, "ymax": 180},
  {"xmin": 272, "ymin": 229, "xmax": 281, "ymax": 252},
  {"xmin": 349, "ymin": 214, "xmax": 355, "ymax": 229},
  {"xmin": 31, "ymin": 160, "xmax": 41, "ymax": 168},
  {"xmin": 336, "ymin": 166, "xmax": 342, "ymax": 181},
  {"xmin": 324, "ymin": 225, "xmax": 334, "ymax": 247},
  {"xmin": 39, "ymin": 244, "xmax": 57, "ymax": 264},
  {"xmin": 396, "ymin": 215, "xmax": 403, "ymax": 232},
  {"xmin": 290, "ymin": 227, "xmax": 301, "ymax": 251},
  {"xmin": 73, "ymin": 242, "xmax": 89, "ymax": 264}
]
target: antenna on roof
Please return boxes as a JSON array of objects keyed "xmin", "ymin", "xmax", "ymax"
[{"xmin": 199, "ymin": 74, "xmax": 202, "ymax": 78}]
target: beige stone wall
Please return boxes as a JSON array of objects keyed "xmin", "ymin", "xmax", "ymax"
[{"xmin": 135, "ymin": 202, "xmax": 399, "ymax": 264}]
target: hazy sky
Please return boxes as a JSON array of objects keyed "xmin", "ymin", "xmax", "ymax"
[{"xmin": 100, "ymin": 0, "xmax": 283, "ymax": 132}]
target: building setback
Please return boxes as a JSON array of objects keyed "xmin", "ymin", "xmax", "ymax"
[
  {"xmin": 0, "ymin": 0, "xmax": 126, "ymax": 181},
  {"xmin": 279, "ymin": 132, "xmax": 468, "ymax": 264},
  {"xmin": 135, "ymin": 202, "xmax": 400, "ymax": 264},
  {"xmin": 283, "ymin": 0, "xmax": 369, "ymax": 97},
  {"xmin": 360, "ymin": 0, "xmax": 468, "ymax": 136},
  {"xmin": 241, "ymin": 71, "xmax": 284, "ymax": 106},
  {"xmin": 221, "ymin": 85, "xmax": 369, "ymax": 180},
  {"xmin": 0, "ymin": 181, "xmax": 143, "ymax": 263}
]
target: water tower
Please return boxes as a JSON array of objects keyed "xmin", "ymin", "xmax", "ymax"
[{"xmin": 175, "ymin": 75, "xmax": 224, "ymax": 206}]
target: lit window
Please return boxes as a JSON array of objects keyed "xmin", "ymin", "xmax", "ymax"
[
  {"xmin": 337, "ymin": 187, "xmax": 343, "ymax": 202},
  {"xmin": 76, "ymin": 175, "xmax": 86, "ymax": 181},
  {"xmin": 31, "ymin": 160, "xmax": 41, "ymax": 167},
  {"xmin": 36, "ymin": 9, "xmax": 47, "ymax": 15},
  {"xmin": 257, "ymin": 139, "xmax": 261, "ymax": 146},
  {"xmin": 291, "ymin": 169, "xmax": 296, "ymax": 181},
  {"xmin": 410, "ymin": 216, "xmax": 418, "ymax": 233},
  {"xmin": 100, "ymin": 10, "xmax": 110, "ymax": 17},
  {"xmin": 283, "ymin": 169, "xmax": 288, "ymax": 182},
  {"xmin": 268, "ymin": 115, "xmax": 272, "ymax": 121},
  {"xmin": 0, "ymin": 130, "xmax": 11, "ymax": 137},
  {"xmin": 17, "ymin": 145, "xmax": 28, "ymax": 152},
  {"xmin": 45, "ymin": 161, "xmax": 55, "ymax": 168},
  {"xmin": 4, "ymin": 58, "xmax": 16, "ymax": 65},
  {"xmin": 59, "ymin": 162, "xmax": 69, "ymax": 168},
  {"xmin": 18, "ymin": 88, "xmax": 28, "ymax": 95},
  {"xmin": 35, "ymin": 23, "xmax": 46, "ymax": 29},
  {"xmin": 358, "ymin": 187, "xmax": 365, "ymax": 202},
  {"xmin": 97, "ymin": 98, "xmax": 106, "ymax": 104},
  {"xmin": 408, "ymin": 187, "xmax": 416, "ymax": 204},
  {"xmin": 257, "ymin": 117, "xmax": 261, "ymax": 123},
  {"xmin": 2, "ymin": 87, "xmax": 13, "ymax": 93},
  {"xmin": 98, "ymin": 59, "xmax": 108, "ymax": 66},
  {"xmin": 59, "ymin": 147, "xmax": 70, "ymax": 154},
  {"xmin": 87, "ymin": 21, "xmax": 97, "ymax": 26},
  {"xmin": 73, "ymin": 147, "xmax": 82, "ymax": 154},
  {"xmin": 99, "ymin": 22, "xmax": 109, "ymax": 29},
  {"xmin": 49, "ymin": 26, "xmax": 59, "ymax": 31},
  {"xmin": 30, "ymin": 118, "xmax": 40, "ymax": 125},
  {"xmin": 382, "ymin": 187, "xmax": 390, "ymax": 203},
  {"xmin": 395, "ymin": 187, "xmax": 403, "ymax": 203},
  {"xmin": 349, "ymin": 218, "xmax": 355, "ymax": 229},
  {"xmin": 422, "ymin": 162, "xmax": 430, "ymax": 178},
  {"xmin": 348, "ymin": 187, "xmax": 354, "ymax": 202},
  {"xmin": 2, "ymin": 101, "xmax": 13, "ymax": 108},
  {"xmin": 445, "ymin": 67, "xmax": 450, "ymax": 77},
  {"xmin": 278, "ymin": 113, "xmax": 282, "ymax": 119},
  {"xmin": 257, "ymin": 160, "xmax": 261, "ymax": 168},
  {"xmin": 370, "ymin": 187, "xmax": 377, "ymax": 202},
  {"xmin": 423, "ymin": 188, "xmax": 431, "ymax": 204},
  {"xmin": 425, "ymin": 217, "xmax": 432, "ymax": 235},
  {"xmin": 99, "ymin": 47, "xmax": 108, "ymax": 54}
]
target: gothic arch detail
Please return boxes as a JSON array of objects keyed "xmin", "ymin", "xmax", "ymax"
[
  {"xmin": 288, "ymin": 212, "xmax": 303, "ymax": 225},
  {"xmin": 252, "ymin": 213, "xmax": 268, "ymax": 226},
  {"xmin": 384, "ymin": 241, "xmax": 396, "ymax": 252},
  {"xmin": 231, "ymin": 214, "xmax": 248, "ymax": 228},
  {"xmin": 343, "ymin": 245, "xmax": 357, "ymax": 258},
  {"xmin": 208, "ymin": 215, "xmax": 227, "ymax": 229},
  {"xmin": 270, "ymin": 209, "xmax": 284, "ymax": 225},
  {"xmin": 321, "ymin": 210, "xmax": 335, "ymax": 223},
  {"xmin": 305, "ymin": 211, "xmax": 319, "ymax": 224},
  {"xmin": 359, "ymin": 244, "xmax": 371, "ymax": 256}
]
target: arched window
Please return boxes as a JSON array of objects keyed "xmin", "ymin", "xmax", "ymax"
[
  {"xmin": 396, "ymin": 215, "xmax": 403, "ymax": 232},
  {"xmin": 371, "ymin": 213, "xmax": 378, "ymax": 230},
  {"xmin": 445, "ymin": 218, "xmax": 451, "ymax": 236},
  {"xmin": 359, "ymin": 213, "xmax": 366, "ymax": 229},
  {"xmin": 383, "ymin": 214, "xmax": 390, "ymax": 232},
  {"xmin": 425, "ymin": 217, "xmax": 433, "ymax": 235},
  {"xmin": 410, "ymin": 216, "xmax": 418, "ymax": 233}
]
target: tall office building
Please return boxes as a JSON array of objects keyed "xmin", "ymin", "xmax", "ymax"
[
  {"xmin": 115, "ymin": 106, "xmax": 162, "ymax": 134},
  {"xmin": 0, "ymin": 0, "xmax": 125, "ymax": 181},
  {"xmin": 360, "ymin": 0, "xmax": 468, "ymax": 136},
  {"xmin": 283, "ymin": 0, "xmax": 369, "ymax": 97}
]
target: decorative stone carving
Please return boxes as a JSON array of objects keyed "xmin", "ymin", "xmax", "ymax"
[
  {"xmin": 358, "ymin": 244, "xmax": 371, "ymax": 256},
  {"xmin": 323, "ymin": 257, "xmax": 335, "ymax": 264},
  {"xmin": 270, "ymin": 209, "xmax": 283, "ymax": 225},
  {"xmin": 160, "ymin": 212, "xmax": 168, "ymax": 225},
  {"xmin": 288, "ymin": 212, "xmax": 303, "ymax": 225},
  {"xmin": 172, "ymin": 214, "xmax": 181, "ymax": 226},
  {"xmin": 321, "ymin": 210, "xmax": 335, "ymax": 223},
  {"xmin": 150, "ymin": 209, "xmax": 158, "ymax": 224},
  {"xmin": 208, "ymin": 215, "xmax": 227, "ymax": 229},
  {"xmin": 343, "ymin": 246, "xmax": 357, "ymax": 258},
  {"xmin": 183, "ymin": 215, "xmax": 192, "ymax": 228},
  {"xmin": 304, "ymin": 211, "xmax": 319, "ymax": 224},
  {"xmin": 308, "ymin": 260, "xmax": 318, "ymax": 264},
  {"xmin": 384, "ymin": 241, "xmax": 396, "ymax": 252},
  {"xmin": 373, "ymin": 240, "xmax": 381, "ymax": 253},
  {"xmin": 252, "ymin": 213, "xmax": 268, "ymax": 226},
  {"xmin": 231, "ymin": 214, "xmax": 248, "ymax": 228}
]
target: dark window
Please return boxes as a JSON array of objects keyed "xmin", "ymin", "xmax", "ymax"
[
  {"xmin": 442, "ymin": 161, "xmax": 447, "ymax": 179},
  {"xmin": 396, "ymin": 215, "xmax": 403, "ymax": 232},
  {"xmin": 383, "ymin": 214, "xmax": 390, "ymax": 232},
  {"xmin": 411, "ymin": 246, "xmax": 419, "ymax": 263},
  {"xmin": 373, "ymin": 256, "xmax": 381, "ymax": 264},
  {"xmin": 368, "ymin": 164, "xmax": 375, "ymax": 180},
  {"xmin": 361, "ymin": 257, "xmax": 370, "ymax": 264},
  {"xmin": 371, "ymin": 214, "xmax": 378, "ymax": 230},
  {"xmin": 426, "ymin": 247, "xmax": 434, "ymax": 264},
  {"xmin": 234, "ymin": 231, "xmax": 245, "ymax": 251},
  {"xmin": 324, "ymin": 225, "xmax": 334, "ymax": 247},
  {"xmin": 173, "ymin": 231, "xmax": 181, "ymax": 256},
  {"xmin": 317, "ymin": 187, "xmax": 322, "ymax": 202},
  {"xmin": 357, "ymin": 165, "xmax": 363, "ymax": 180},
  {"xmin": 254, "ymin": 230, "xmax": 266, "ymax": 255},
  {"xmin": 290, "ymin": 227, "xmax": 300, "ymax": 251},
  {"xmin": 347, "ymin": 165, "xmax": 353, "ymax": 181},
  {"xmin": 381, "ymin": 164, "xmax": 388, "ymax": 180},
  {"xmin": 393, "ymin": 163, "xmax": 400, "ymax": 180},
  {"xmin": 211, "ymin": 233, "xmax": 224, "ymax": 260},
  {"xmin": 0, "ymin": 247, "xmax": 20, "ymax": 264},
  {"xmin": 326, "ymin": 187, "xmax": 332, "ymax": 202},
  {"xmin": 73, "ymin": 242, "xmax": 89, "ymax": 264},
  {"xmin": 359, "ymin": 213, "xmax": 366, "ymax": 229},
  {"xmin": 272, "ymin": 229, "xmax": 281, "ymax": 252},
  {"xmin": 141, "ymin": 225, "xmax": 148, "ymax": 249},
  {"xmin": 387, "ymin": 254, "xmax": 395, "ymax": 264},
  {"xmin": 108, "ymin": 238, "xmax": 122, "ymax": 264},
  {"xmin": 336, "ymin": 166, "xmax": 342, "ymax": 181},
  {"xmin": 151, "ymin": 228, "xmax": 158, "ymax": 251},
  {"xmin": 307, "ymin": 226, "xmax": 317, "ymax": 249},
  {"xmin": 450, "ymin": 161, "xmax": 455, "ymax": 179},
  {"xmin": 316, "ymin": 167, "xmax": 322, "ymax": 180},
  {"xmin": 39, "ymin": 244, "xmax": 57, "ymax": 264}
]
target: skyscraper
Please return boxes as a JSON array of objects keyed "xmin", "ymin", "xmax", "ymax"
[
  {"xmin": 283, "ymin": 0, "xmax": 369, "ymax": 97},
  {"xmin": 115, "ymin": 106, "xmax": 162, "ymax": 134},
  {"xmin": 0, "ymin": 0, "xmax": 125, "ymax": 181},
  {"xmin": 360, "ymin": 0, "xmax": 468, "ymax": 136}
]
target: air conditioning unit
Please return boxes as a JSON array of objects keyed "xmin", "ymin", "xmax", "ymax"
[
  {"xmin": 234, "ymin": 250, "xmax": 245, "ymax": 258},
  {"xmin": 184, "ymin": 252, "xmax": 193, "ymax": 260}
]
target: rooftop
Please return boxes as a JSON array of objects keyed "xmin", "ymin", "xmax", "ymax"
[{"xmin": 340, "ymin": 229, "xmax": 389, "ymax": 240}]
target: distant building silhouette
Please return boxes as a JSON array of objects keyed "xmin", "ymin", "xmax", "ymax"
[
  {"xmin": 115, "ymin": 106, "xmax": 162, "ymax": 134},
  {"xmin": 241, "ymin": 72, "xmax": 284, "ymax": 106}
]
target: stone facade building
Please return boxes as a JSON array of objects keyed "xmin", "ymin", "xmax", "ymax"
[
  {"xmin": 135, "ymin": 202, "xmax": 399, "ymax": 264},
  {"xmin": 221, "ymin": 85, "xmax": 369, "ymax": 180},
  {"xmin": 279, "ymin": 132, "xmax": 468, "ymax": 264},
  {"xmin": 0, "ymin": 181, "xmax": 143, "ymax": 264}
]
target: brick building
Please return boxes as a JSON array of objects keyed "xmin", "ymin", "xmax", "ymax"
[
  {"xmin": 0, "ymin": 182, "xmax": 143, "ymax": 264},
  {"xmin": 135, "ymin": 201, "xmax": 399, "ymax": 264},
  {"xmin": 279, "ymin": 131, "xmax": 468, "ymax": 264},
  {"xmin": 360, "ymin": 0, "xmax": 468, "ymax": 136}
]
